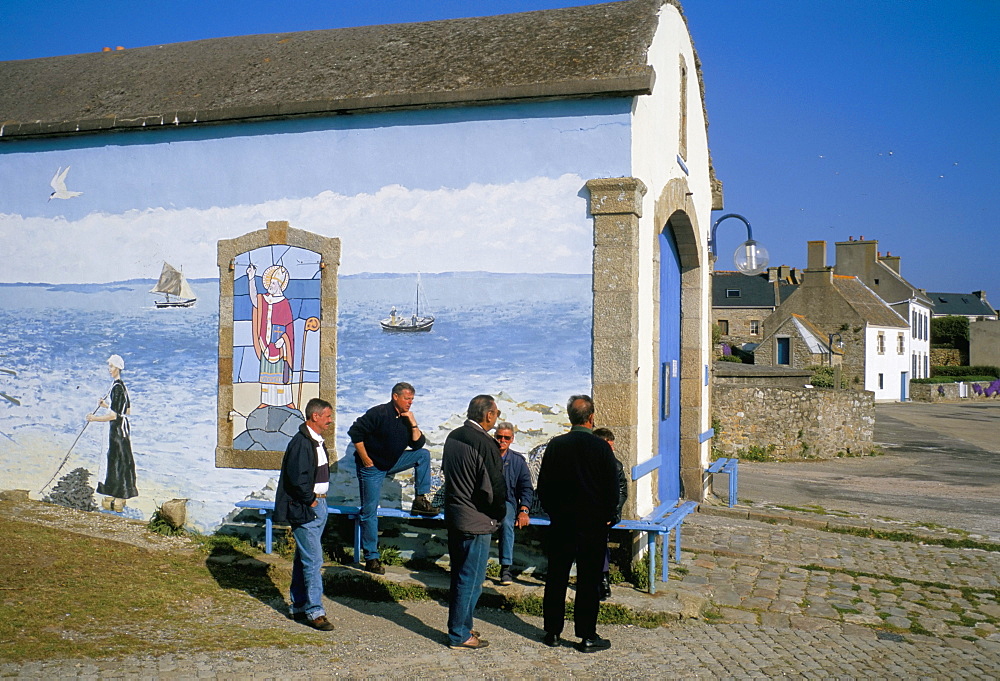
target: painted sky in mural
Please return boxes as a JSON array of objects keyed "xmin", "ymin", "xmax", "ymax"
[{"xmin": 0, "ymin": 102, "xmax": 630, "ymax": 282}]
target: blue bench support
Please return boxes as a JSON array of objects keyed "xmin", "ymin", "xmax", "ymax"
[
  {"xmin": 233, "ymin": 499, "xmax": 699, "ymax": 594},
  {"xmin": 706, "ymin": 457, "xmax": 739, "ymax": 508}
]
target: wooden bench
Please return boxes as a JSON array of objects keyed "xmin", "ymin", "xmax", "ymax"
[
  {"xmin": 234, "ymin": 499, "xmax": 699, "ymax": 594},
  {"xmin": 706, "ymin": 457, "xmax": 739, "ymax": 508}
]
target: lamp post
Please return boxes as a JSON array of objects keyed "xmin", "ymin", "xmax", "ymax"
[
  {"xmin": 827, "ymin": 332, "xmax": 843, "ymax": 366},
  {"xmin": 709, "ymin": 213, "xmax": 769, "ymax": 276}
]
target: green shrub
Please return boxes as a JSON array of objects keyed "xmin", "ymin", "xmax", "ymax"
[
  {"xmin": 931, "ymin": 365, "xmax": 999, "ymax": 378},
  {"xmin": 806, "ymin": 365, "xmax": 843, "ymax": 388},
  {"xmin": 717, "ymin": 354, "xmax": 742, "ymax": 363},
  {"xmin": 912, "ymin": 376, "xmax": 995, "ymax": 384}
]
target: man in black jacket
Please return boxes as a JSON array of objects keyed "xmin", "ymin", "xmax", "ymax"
[
  {"xmin": 442, "ymin": 394, "xmax": 505, "ymax": 650},
  {"xmin": 273, "ymin": 398, "xmax": 335, "ymax": 631},
  {"xmin": 537, "ymin": 394, "xmax": 618, "ymax": 652}
]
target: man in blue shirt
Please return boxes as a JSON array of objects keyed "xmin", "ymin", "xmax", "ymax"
[
  {"xmin": 493, "ymin": 421, "xmax": 534, "ymax": 586},
  {"xmin": 348, "ymin": 382, "xmax": 438, "ymax": 574}
]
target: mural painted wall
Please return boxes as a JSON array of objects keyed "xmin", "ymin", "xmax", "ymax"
[{"xmin": 0, "ymin": 99, "xmax": 632, "ymax": 531}]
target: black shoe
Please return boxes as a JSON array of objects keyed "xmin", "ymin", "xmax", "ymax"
[
  {"xmin": 289, "ymin": 611, "xmax": 308, "ymax": 622},
  {"xmin": 410, "ymin": 494, "xmax": 440, "ymax": 517},
  {"xmin": 543, "ymin": 632, "xmax": 562, "ymax": 647},
  {"xmin": 307, "ymin": 615, "xmax": 335, "ymax": 631},
  {"xmin": 499, "ymin": 566, "xmax": 513, "ymax": 586},
  {"xmin": 365, "ymin": 558, "xmax": 385, "ymax": 575},
  {"xmin": 576, "ymin": 636, "xmax": 611, "ymax": 652},
  {"xmin": 600, "ymin": 573, "xmax": 611, "ymax": 600}
]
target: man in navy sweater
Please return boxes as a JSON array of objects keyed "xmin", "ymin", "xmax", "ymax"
[
  {"xmin": 348, "ymin": 382, "xmax": 438, "ymax": 574},
  {"xmin": 493, "ymin": 421, "xmax": 534, "ymax": 586}
]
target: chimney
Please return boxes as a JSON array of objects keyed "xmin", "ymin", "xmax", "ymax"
[
  {"xmin": 805, "ymin": 241, "xmax": 833, "ymax": 287},
  {"xmin": 973, "ymin": 290, "xmax": 987, "ymax": 301},
  {"xmin": 779, "ymin": 264, "xmax": 790, "ymax": 281},
  {"xmin": 807, "ymin": 241, "xmax": 827, "ymax": 270},
  {"xmin": 767, "ymin": 266, "xmax": 778, "ymax": 283},
  {"xmin": 879, "ymin": 252, "xmax": 901, "ymax": 274}
]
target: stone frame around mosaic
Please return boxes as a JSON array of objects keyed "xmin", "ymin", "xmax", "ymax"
[{"xmin": 216, "ymin": 221, "xmax": 341, "ymax": 470}]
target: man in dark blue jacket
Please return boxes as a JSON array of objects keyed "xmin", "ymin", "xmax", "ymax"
[
  {"xmin": 493, "ymin": 421, "xmax": 534, "ymax": 586},
  {"xmin": 273, "ymin": 398, "xmax": 334, "ymax": 631},
  {"xmin": 537, "ymin": 394, "xmax": 618, "ymax": 652},
  {"xmin": 348, "ymin": 382, "xmax": 438, "ymax": 575}
]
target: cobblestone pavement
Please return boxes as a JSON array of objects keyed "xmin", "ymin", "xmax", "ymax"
[
  {"xmin": 678, "ymin": 513, "xmax": 1000, "ymax": 650},
  {"xmin": 3, "ymin": 602, "xmax": 999, "ymax": 679},
  {"xmin": 4, "ymin": 507, "xmax": 1000, "ymax": 678}
]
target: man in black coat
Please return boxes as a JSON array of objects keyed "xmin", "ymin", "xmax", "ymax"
[
  {"xmin": 442, "ymin": 394, "xmax": 505, "ymax": 650},
  {"xmin": 273, "ymin": 398, "xmax": 334, "ymax": 631},
  {"xmin": 537, "ymin": 394, "xmax": 618, "ymax": 652}
]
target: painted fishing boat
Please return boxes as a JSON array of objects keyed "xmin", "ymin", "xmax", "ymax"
[
  {"xmin": 380, "ymin": 275, "xmax": 434, "ymax": 332},
  {"xmin": 150, "ymin": 262, "xmax": 197, "ymax": 308}
]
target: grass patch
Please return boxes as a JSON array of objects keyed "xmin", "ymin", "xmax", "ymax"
[
  {"xmin": 823, "ymin": 525, "xmax": 1000, "ymax": 553},
  {"xmin": 832, "ymin": 605, "xmax": 860, "ymax": 615},
  {"xmin": 799, "ymin": 564, "xmax": 1000, "ymax": 603},
  {"xmin": 739, "ymin": 444, "xmax": 777, "ymax": 462},
  {"xmin": 0, "ymin": 515, "xmax": 322, "ymax": 663}
]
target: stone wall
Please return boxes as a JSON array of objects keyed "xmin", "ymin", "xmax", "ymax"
[
  {"xmin": 909, "ymin": 381, "xmax": 995, "ymax": 402},
  {"xmin": 930, "ymin": 348, "xmax": 964, "ymax": 366},
  {"xmin": 712, "ymin": 385, "xmax": 875, "ymax": 459}
]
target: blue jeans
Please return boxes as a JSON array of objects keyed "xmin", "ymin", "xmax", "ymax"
[
  {"xmin": 447, "ymin": 530, "xmax": 491, "ymax": 645},
  {"xmin": 289, "ymin": 497, "xmax": 327, "ymax": 619},
  {"xmin": 356, "ymin": 448, "xmax": 432, "ymax": 561},
  {"xmin": 498, "ymin": 500, "xmax": 516, "ymax": 566}
]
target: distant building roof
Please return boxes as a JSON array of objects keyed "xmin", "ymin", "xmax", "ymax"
[
  {"xmin": 927, "ymin": 292, "xmax": 998, "ymax": 319},
  {"xmin": 712, "ymin": 270, "xmax": 797, "ymax": 308},
  {"xmin": 0, "ymin": 0, "xmax": 683, "ymax": 140}
]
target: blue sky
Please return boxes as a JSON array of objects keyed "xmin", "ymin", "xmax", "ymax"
[{"xmin": 3, "ymin": 0, "xmax": 998, "ymax": 297}]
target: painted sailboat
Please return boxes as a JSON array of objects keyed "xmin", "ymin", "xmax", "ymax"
[
  {"xmin": 150, "ymin": 262, "xmax": 197, "ymax": 308},
  {"xmin": 380, "ymin": 274, "xmax": 434, "ymax": 332}
]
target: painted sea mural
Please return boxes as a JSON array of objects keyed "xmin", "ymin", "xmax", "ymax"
[{"xmin": 0, "ymin": 100, "xmax": 631, "ymax": 531}]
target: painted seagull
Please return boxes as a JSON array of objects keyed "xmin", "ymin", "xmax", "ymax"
[{"xmin": 49, "ymin": 166, "xmax": 83, "ymax": 200}]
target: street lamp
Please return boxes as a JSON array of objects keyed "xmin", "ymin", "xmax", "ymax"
[
  {"xmin": 709, "ymin": 213, "xmax": 769, "ymax": 276},
  {"xmin": 827, "ymin": 333, "xmax": 843, "ymax": 367}
]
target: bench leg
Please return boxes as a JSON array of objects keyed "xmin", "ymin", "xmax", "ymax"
[
  {"xmin": 675, "ymin": 523, "xmax": 683, "ymax": 563},
  {"xmin": 253, "ymin": 510, "xmax": 274, "ymax": 554},
  {"xmin": 731, "ymin": 464, "xmax": 738, "ymax": 508},
  {"xmin": 353, "ymin": 515, "xmax": 362, "ymax": 564},
  {"xmin": 661, "ymin": 530, "xmax": 670, "ymax": 584},
  {"xmin": 647, "ymin": 532, "xmax": 656, "ymax": 595}
]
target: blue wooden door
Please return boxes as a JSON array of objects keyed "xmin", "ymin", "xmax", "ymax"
[
  {"xmin": 777, "ymin": 337, "xmax": 790, "ymax": 365},
  {"xmin": 658, "ymin": 227, "xmax": 681, "ymax": 506}
]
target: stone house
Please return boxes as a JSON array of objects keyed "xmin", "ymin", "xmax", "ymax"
[
  {"xmin": 0, "ymin": 0, "xmax": 720, "ymax": 530},
  {"xmin": 833, "ymin": 238, "xmax": 932, "ymax": 379},
  {"xmin": 712, "ymin": 266, "xmax": 800, "ymax": 351},
  {"xmin": 756, "ymin": 241, "xmax": 910, "ymax": 401}
]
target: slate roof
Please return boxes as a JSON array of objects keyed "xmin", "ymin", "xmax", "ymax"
[
  {"xmin": 832, "ymin": 275, "xmax": 908, "ymax": 328},
  {"xmin": 712, "ymin": 271, "xmax": 797, "ymax": 308},
  {"xmin": 0, "ymin": 0, "xmax": 685, "ymax": 140},
  {"xmin": 927, "ymin": 292, "xmax": 998, "ymax": 319}
]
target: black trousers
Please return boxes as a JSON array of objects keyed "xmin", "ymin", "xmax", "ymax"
[{"xmin": 542, "ymin": 521, "xmax": 608, "ymax": 639}]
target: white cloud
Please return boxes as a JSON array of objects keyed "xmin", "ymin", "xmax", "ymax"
[{"xmin": 0, "ymin": 174, "xmax": 593, "ymax": 283}]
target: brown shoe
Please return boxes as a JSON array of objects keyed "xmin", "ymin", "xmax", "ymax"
[
  {"xmin": 307, "ymin": 615, "xmax": 334, "ymax": 631},
  {"xmin": 449, "ymin": 635, "xmax": 489, "ymax": 650},
  {"xmin": 410, "ymin": 494, "xmax": 439, "ymax": 517},
  {"xmin": 365, "ymin": 558, "xmax": 385, "ymax": 575}
]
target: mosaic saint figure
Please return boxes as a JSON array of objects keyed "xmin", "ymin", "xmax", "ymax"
[
  {"xmin": 247, "ymin": 263, "xmax": 296, "ymax": 409},
  {"xmin": 86, "ymin": 354, "xmax": 137, "ymax": 511}
]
